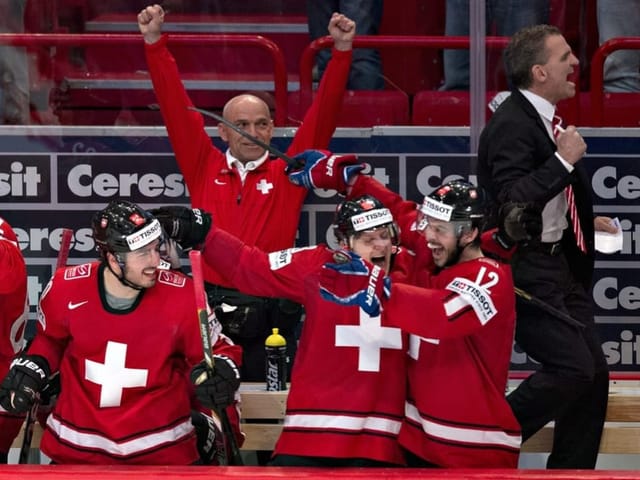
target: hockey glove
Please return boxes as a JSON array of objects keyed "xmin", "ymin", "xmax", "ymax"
[
  {"xmin": 39, "ymin": 371, "xmax": 60, "ymax": 407},
  {"xmin": 0, "ymin": 355, "xmax": 50, "ymax": 414},
  {"xmin": 150, "ymin": 206, "xmax": 212, "ymax": 250},
  {"xmin": 319, "ymin": 250, "xmax": 391, "ymax": 317},
  {"xmin": 191, "ymin": 410, "xmax": 225, "ymax": 465},
  {"xmin": 495, "ymin": 202, "xmax": 543, "ymax": 249},
  {"xmin": 286, "ymin": 149, "xmax": 364, "ymax": 193},
  {"xmin": 191, "ymin": 355, "xmax": 240, "ymax": 411}
]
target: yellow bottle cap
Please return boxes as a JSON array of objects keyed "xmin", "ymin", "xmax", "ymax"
[{"xmin": 265, "ymin": 327, "xmax": 286, "ymax": 347}]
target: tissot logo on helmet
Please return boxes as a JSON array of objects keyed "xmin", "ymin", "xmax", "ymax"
[{"xmin": 334, "ymin": 195, "xmax": 399, "ymax": 245}]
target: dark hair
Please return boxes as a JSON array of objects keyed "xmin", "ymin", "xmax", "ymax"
[{"xmin": 505, "ymin": 24, "xmax": 562, "ymax": 89}]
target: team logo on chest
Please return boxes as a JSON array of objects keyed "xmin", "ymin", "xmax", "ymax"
[
  {"xmin": 335, "ymin": 310, "xmax": 403, "ymax": 372},
  {"xmin": 256, "ymin": 178, "xmax": 273, "ymax": 194},
  {"xmin": 85, "ymin": 341, "xmax": 148, "ymax": 407}
]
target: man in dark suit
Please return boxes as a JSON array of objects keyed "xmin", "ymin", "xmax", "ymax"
[{"xmin": 478, "ymin": 25, "xmax": 618, "ymax": 468}]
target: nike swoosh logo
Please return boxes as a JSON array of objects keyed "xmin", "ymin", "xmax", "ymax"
[
  {"xmin": 214, "ymin": 179, "xmax": 226, "ymax": 185},
  {"xmin": 68, "ymin": 300, "xmax": 88, "ymax": 310}
]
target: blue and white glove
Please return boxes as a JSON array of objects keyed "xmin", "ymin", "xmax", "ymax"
[
  {"xmin": 286, "ymin": 149, "xmax": 364, "ymax": 193},
  {"xmin": 319, "ymin": 250, "xmax": 391, "ymax": 317}
]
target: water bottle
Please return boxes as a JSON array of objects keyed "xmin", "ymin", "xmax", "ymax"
[{"xmin": 265, "ymin": 327, "xmax": 287, "ymax": 391}]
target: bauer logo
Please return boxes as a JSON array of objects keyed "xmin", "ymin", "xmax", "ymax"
[
  {"xmin": 57, "ymin": 155, "xmax": 188, "ymax": 203},
  {"xmin": 0, "ymin": 155, "xmax": 49, "ymax": 201}
]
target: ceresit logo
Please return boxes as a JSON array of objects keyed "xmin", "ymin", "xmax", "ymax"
[
  {"xmin": 591, "ymin": 165, "xmax": 640, "ymax": 200},
  {"xmin": 65, "ymin": 163, "xmax": 186, "ymax": 199},
  {"xmin": 14, "ymin": 227, "xmax": 94, "ymax": 254},
  {"xmin": 0, "ymin": 161, "xmax": 42, "ymax": 197},
  {"xmin": 415, "ymin": 164, "xmax": 477, "ymax": 197},
  {"xmin": 602, "ymin": 329, "xmax": 640, "ymax": 367},
  {"xmin": 593, "ymin": 276, "xmax": 640, "ymax": 311}
]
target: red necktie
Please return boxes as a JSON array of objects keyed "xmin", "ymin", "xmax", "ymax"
[
  {"xmin": 552, "ymin": 116, "xmax": 588, "ymax": 253},
  {"xmin": 565, "ymin": 184, "xmax": 587, "ymax": 253}
]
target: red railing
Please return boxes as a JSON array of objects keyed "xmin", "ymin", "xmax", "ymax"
[
  {"xmin": 2, "ymin": 33, "xmax": 639, "ymax": 128},
  {"xmin": 590, "ymin": 36, "xmax": 640, "ymax": 127},
  {"xmin": 299, "ymin": 35, "xmax": 510, "ymax": 113},
  {"xmin": 0, "ymin": 33, "xmax": 289, "ymax": 125}
]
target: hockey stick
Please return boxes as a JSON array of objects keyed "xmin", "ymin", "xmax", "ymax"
[
  {"xmin": 187, "ymin": 106, "xmax": 300, "ymax": 168},
  {"xmin": 18, "ymin": 228, "xmax": 73, "ymax": 464},
  {"xmin": 189, "ymin": 250, "xmax": 244, "ymax": 466},
  {"xmin": 514, "ymin": 286, "xmax": 584, "ymax": 329}
]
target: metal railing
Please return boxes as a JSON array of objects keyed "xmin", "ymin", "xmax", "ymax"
[
  {"xmin": 590, "ymin": 36, "xmax": 640, "ymax": 126},
  {"xmin": 0, "ymin": 33, "xmax": 289, "ymax": 125}
]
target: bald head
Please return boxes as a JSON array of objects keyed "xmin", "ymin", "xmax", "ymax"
[
  {"xmin": 218, "ymin": 94, "xmax": 275, "ymax": 164},
  {"xmin": 222, "ymin": 94, "xmax": 271, "ymax": 120}
]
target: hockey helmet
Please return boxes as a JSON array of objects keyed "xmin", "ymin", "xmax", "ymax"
[
  {"xmin": 419, "ymin": 180, "xmax": 486, "ymax": 225},
  {"xmin": 334, "ymin": 195, "xmax": 398, "ymax": 243},
  {"xmin": 92, "ymin": 200, "xmax": 163, "ymax": 256}
]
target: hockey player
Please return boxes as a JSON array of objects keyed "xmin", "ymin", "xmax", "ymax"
[
  {"xmin": 138, "ymin": 5, "xmax": 359, "ymax": 383},
  {"xmin": 152, "ymin": 196, "xmax": 411, "ymax": 467},
  {"xmin": 319, "ymin": 180, "xmax": 522, "ymax": 468},
  {"xmin": 0, "ymin": 201, "xmax": 242, "ymax": 464},
  {"xmin": 0, "ymin": 217, "xmax": 28, "ymax": 462}
]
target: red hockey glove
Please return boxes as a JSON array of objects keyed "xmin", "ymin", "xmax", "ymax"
[
  {"xmin": 287, "ymin": 149, "xmax": 364, "ymax": 193},
  {"xmin": 319, "ymin": 250, "xmax": 391, "ymax": 317},
  {"xmin": 191, "ymin": 355, "xmax": 240, "ymax": 411}
]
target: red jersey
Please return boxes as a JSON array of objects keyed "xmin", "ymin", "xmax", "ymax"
[
  {"xmin": 388, "ymin": 258, "xmax": 521, "ymax": 468},
  {"xmin": 203, "ymin": 226, "xmax": 409, "ymax": 465},
  {"xmin": 145, "ymin": 36, "xmax": 351, "ymax": 286},
  {"xmin": 29, "ymin": 262, "xmax": 241, "ymax": 464},
  {"xmin": 350, "ymin": 176, "xmax": 521, "ymax": 467},
  {"xmin": 0, "ymin": 218, "xmax": 28, "ymax": 452}
]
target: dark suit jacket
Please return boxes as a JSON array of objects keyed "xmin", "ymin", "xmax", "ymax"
[{"xmin": 477, "ymin": 89, "xmax": 595, "ymax": 289}]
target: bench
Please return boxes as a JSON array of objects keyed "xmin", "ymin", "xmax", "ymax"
[{"xmin": 11, "ymin": 380, "xmax": 640, "ymax": 457}]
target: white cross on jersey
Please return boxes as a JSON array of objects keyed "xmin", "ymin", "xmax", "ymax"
[
  {"xmin": 256, "ymin": 178, "xmax": 274, "ymax": 194},
  {"xmin": 335, "ymin": 309, "xmax": 403, "ymax": 372},
  {"xmin": 85, "ymin": 341, "xmax": 148, "ymax": 408},
  {"xmin": 408, "ymin": 334, "xmax": 439, "ymax": 360}
]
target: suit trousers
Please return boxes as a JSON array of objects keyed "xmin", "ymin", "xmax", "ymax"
[{"xmin": 507, "ymin": 249, "xmax": 609, "ymax": 468}]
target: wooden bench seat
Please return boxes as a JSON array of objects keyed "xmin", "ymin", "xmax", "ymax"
[{"xmin": 11, "ymin": 380, "xmax": 640, "ymax": 456}]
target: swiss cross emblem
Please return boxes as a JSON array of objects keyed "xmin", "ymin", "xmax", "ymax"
[{"xmin": 256, "ymin": 179, "xmax": 274, "ymax": 194}]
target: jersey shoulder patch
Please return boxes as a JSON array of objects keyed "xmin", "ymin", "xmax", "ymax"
[
  {"xmin": 268, "ymin": 246, "xmax": 316, "ymax": 270},
  {"xmin": 445, "ymin": 276, "xmax": 497, "ymax": 325},
  {"xmin": 157, "ymin": 270, "xmax": 187, "ymax": 287},
  {"xmin": 64, "ymin": 263, "xmax": 92, "ymax": 280}
]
